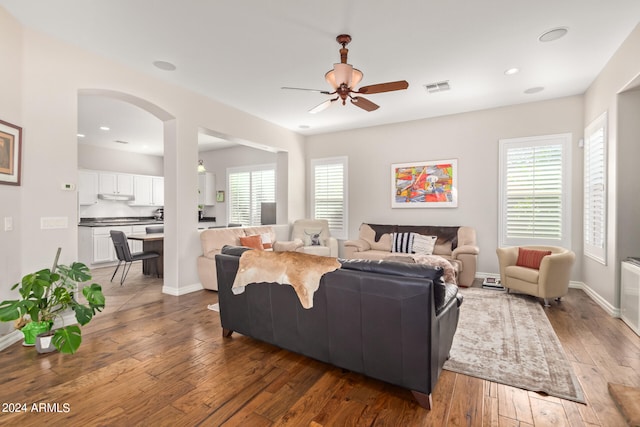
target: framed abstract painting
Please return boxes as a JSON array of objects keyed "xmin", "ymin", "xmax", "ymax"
[
  {"xmin": 0, "ymin": 119, "xmax": 22, "ymax": 186},
  {"xmin": 392, "ymin": 159, "xmax": 458, "ymax": 208}
]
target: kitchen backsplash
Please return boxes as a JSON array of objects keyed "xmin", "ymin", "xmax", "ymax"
[{"xmin": 79, "ymin": 199, "xmax": 160, "ymax": 219}]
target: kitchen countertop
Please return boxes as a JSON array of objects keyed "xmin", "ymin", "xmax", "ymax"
[{"xmin": 79, "ymin": 217, "xmax": 164, "ymax": 227}]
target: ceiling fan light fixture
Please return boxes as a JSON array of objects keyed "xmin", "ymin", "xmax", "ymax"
[{"xmin": 325, "ymin": 63, "xmax": 363, "ymax": 89}]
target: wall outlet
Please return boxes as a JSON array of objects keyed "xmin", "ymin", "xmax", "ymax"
[{"xmin": 4, "ymin": 217, "xmax": 13, "ymax": 231}]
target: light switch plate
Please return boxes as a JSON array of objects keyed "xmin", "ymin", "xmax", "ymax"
[
  {"xmin": 4, "ymin": 217, "xmax": 13, "ymax": 231},
  {"xmin": 40, "ymin": 217, "xmax": 68, "ymax": 229}
]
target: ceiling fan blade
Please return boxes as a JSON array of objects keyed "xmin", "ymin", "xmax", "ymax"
[
  {"xmin": 351, "ymin": 96, "xmax": 379, "ymax": 112},
  {"xmin": 309, "ymin": 98, "xmax": 336, "ymax": 114},
  {"xmin": 282, "ymin": 87, "xmax": 332, "ymax": 95},
  {"xmin": 358, "ymin": 80, "xmax": 409, "ymax": 94}
]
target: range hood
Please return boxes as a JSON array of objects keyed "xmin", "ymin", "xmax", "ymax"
[{"xmin": 98, "ymin": 193, "xmax": 135, "ymax": 201}]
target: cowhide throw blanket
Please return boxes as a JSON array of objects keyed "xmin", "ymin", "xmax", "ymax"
[
  {"xmin": 232, "ymin": 250, "xmax": 341, "ymax": 309},
  {"xmin": 410, "ymin": 254, "xmax": 457, "ymax": 284}
]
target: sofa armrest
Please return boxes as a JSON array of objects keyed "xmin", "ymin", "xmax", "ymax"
[
  {"xmin": 344, "ymin": 239, "xmax": 370, "ymax": 252},
  {"xmin": 273, "ymin": 238, "xmax": 303, "ymax": 252},
  {"xmin": 343, "ymin": 238, "xmax": 371, "ymax": 259},
  {"xmin": 452, "ymin": 244, "xmax": 479, "ymax": 258},
  {"xmin": 327, "ymin": 237, "xmax": 339, "ymax": 257}
]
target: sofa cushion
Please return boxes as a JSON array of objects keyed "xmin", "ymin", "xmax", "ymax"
[
  {"xmin": 359, "ymin": 224, "xmax": 392, "ymax": 251},
  {"xmin": 516, "ymin": 248, "xmax": 551, "ymax": 269},
  {"xmin": 505, "ymin": 265, "xmax": 540, "ymax": 283},
  {"xmin": 200, "ymin": 227, "xmax": 247, "ymax": 258}
]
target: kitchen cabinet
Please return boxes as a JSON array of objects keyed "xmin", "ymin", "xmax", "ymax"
[
  {"xmin": 132, "ymin": 175, "xmax": 164, "ymax": 206},
  {"xmin": 90, "ymin": 226, "xmax": 135, "ymax": 265},
  {"xmin": 78, "ymin": 170, "xmax": 98, "ymax": 205},
  {"xmin": 621, "ymin": 260, "xmax": 640, "ymax": 336},
  {"xmin": 198, "ymin": 172, "xmax": 216, "ymax": 206},
  {"xmin": 133, "ymin": 175, "xmax": 153, "ymax": 205},
  {"xmin": 130, "ymin": 225, "xmax": 147, "ymax": 253},
  {"xmin": 99, "ymin": 172, "xmax": 134, "ymax": 195},
  {"xmin": 152, "ymin": 177, "xmax": 164, "ymax": 206}
]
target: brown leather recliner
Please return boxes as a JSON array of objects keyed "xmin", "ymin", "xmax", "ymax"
[{"xmin": 215, "ymin": 246, "xmax": 462, "ymax": 409}]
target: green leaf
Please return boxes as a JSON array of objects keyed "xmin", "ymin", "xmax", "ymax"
[
  {"xmin": 58, "ymin": 263, "xmax": 92, "ymax": 283},
  {"xmin": 52, "ymin": 325, "xmax": 82, "ymax": 354},
  {"xmin": 0, "ymin": 299, "xmax": 22, "ymax": 322},
  {"xmin": 72, "ymin": 304, "xmax": 93, "ymax": 326},
  {"xmin": 83, "ymin": 283, "xmax": 106, "ymax": 309}
]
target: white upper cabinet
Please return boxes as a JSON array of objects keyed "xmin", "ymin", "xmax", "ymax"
[
  {"xmin": 99, "ymin": 172, "xmax": 134, "ymax": 195},
  {"xmin": 78, "ymin": 170, "xmax": 98, "ymax": 205},
  {"xmin": 198, "ymin": 172, "xmax": 216, "ymax": 206},
  {"xmin": 152, "ymin": 177, "xmax": 164, "ymax": 206},
  {"xmin": 133, "ymin": 175, "xmax": 153, "ymax": 205}
]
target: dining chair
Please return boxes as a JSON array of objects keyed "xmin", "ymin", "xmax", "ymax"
[
  {"xmin": 145, "ymin": 225, "xmax": 164, "ymax": 234},
  {"xmin": 110, "ymin": 230, "xmax": 160, "ymax": 285}
]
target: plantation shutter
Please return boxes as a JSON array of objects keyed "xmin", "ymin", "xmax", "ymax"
[
  {"xmin": 311, "ymin": 157, "xmax": 348, "ymax": 239},
  {"xmin": 499, "ymin": 134, "xmax": 571, "ymax": 247},
  {"xmin": 584, "ymin": 113, "xmax": 607, "ymax": 264},
  {"xmin": 228, "ymin": 164, "xmax": 276, "ymax": 226}
]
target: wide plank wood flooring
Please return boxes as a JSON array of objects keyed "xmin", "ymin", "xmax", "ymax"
[{"xmin": 0, "ymin": 264, "xmax": 638, "ymax": 426}]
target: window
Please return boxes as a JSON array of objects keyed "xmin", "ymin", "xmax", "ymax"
[
  {"xmin": 499, "ymin": 133, "xmax": 572, "ymax": 248},
  {"xmin": 584, "ymin": 112, "xmax": 607, "ymax": 264},
  {"xmin": 310, "ymin": 157, "xmax": 348, "ymax": 239},
  {"xmin": 227, "ymin": 164, "xmax": 275, "ymax": 226}
]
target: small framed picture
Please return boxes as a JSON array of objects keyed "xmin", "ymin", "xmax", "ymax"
[
  {"xmin": 0, "ymin": 119, "xmax": 23, "ymax": 186},
  {"xmin": 216, "ymin": 190, "xmax": 225, "ymax": 202}
]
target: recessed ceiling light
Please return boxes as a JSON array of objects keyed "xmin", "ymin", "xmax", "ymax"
[
  {"xmin": 504, "ymin": 67, "xmax": 520, "ymax": 75},
  {"xmin": 99, "ymin": 126, "xmax": 110, "ymax": 131},
  {"xmin": 77, "ymin": 133, "xmax": 85, "ymax": 138},
  {"xmin": 539, "ymin": 27, "xmax": 568, "ymax": 42},
  {"xmin": 524, "ymin": 86, "xmax": 545, "ymax": 94},
  {"xmin": 153, "ymin": 60, "xmax": 177, "ymax": 71}
]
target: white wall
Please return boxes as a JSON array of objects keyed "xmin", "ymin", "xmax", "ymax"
[
  {"xmin": 306, "ymin": 96, "xmax": 585, "ymax": 277},
  {"xmin": 78, "ymin": 144, "xmax": 164, "ymax": 176},
  {"xmin": 583, "ymin": 23, "xmax": 640, "ymax": 309},
  {"xmin": 0, "ymin": 8, "xmax": 23, "ymax": 335},
  {"xmin": 1, "ymin": 9, "xmax": 305, "ymax": 303}
]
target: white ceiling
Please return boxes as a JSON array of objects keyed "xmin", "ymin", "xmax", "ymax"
[{"xmin": 3, "ymin": 0, "xmax": 640, "ymax": 154}]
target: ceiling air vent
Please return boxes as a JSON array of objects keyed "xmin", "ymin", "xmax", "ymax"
[
  {"xmin": 114, "ymin": 140, "xmax": 129, "ymax": 145},
  {"xmin": 424, "ymin": 80, "xmax": 450, "ymax": 93}
]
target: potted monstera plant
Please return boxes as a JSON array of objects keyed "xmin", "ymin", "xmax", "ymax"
[{"xmin": 0, "ymin": 248, "xmax": 105, "ymax": 354}]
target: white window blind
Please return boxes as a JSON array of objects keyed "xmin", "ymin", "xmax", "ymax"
[
  {"xmin": 227, "ymin": 165, "xmax": 275, "ymax": 226},
  {"xmin": 584, "ymin": 112, "xmax": 607, "ymax": 264},
  {"xmin": 311, "ymin": 157, "xmax": 348, "ymax": 239},
  {"xmin": 499, "ymin": 134, "xmax": 571, "ymax": 247}
]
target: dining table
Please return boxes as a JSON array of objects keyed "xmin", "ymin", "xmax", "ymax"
[{"xmin": 127, "ymin": 233, "xmax": 164, "ymax": 277}]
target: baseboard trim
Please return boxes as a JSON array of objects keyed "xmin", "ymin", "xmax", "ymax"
[
  {"xmin": 0, "ymin": 330, "xmax": 23, "ymax": 351},
  {"xmin": 476, "ymin": 275, "xmax": 620, "ymax": 318},
  {"xmin": 570, "ymin": 281, "xmax": 620, "ymax": 317},
  {"xmin": 162, "ymin": 282, "xmax": 204, "ymax": 296}
]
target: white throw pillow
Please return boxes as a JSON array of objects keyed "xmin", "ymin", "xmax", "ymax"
[
  {"xmin": 260, "ymin": 233, "xmax": 273, "ymax": 250},
  {"xmin": 412, "ymin": 234, "xmax": 438, "ymax": 255},
  {"xmin": 303, "ymin": 228, "xmax": 323, "ymax": 246}
]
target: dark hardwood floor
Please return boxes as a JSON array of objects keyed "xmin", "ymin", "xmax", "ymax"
[{"xmin": 0, "ymin": 264, "xmax": 637, "ymax": 426}]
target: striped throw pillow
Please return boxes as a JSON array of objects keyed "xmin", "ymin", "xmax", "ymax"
[
  {"xmin": 516, "ymin": 248, "xmax": 552, "ymax": 269},
  {"xmin": 391, "ymin": 232, "xmax": 414, "ymax": 253}
]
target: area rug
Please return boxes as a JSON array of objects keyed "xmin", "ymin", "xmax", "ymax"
[
  {"xmin": 443, "ymin": 287, "xmax": 585, "ymax": 403},
  {"xmin": 207, "ymin": 303, "xmax": 219, "ymax": 312}
]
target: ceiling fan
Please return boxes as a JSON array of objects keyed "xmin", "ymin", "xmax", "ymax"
[{"xmin": 283, "ymin": 34, "xmax": 409, "ymax": 114}]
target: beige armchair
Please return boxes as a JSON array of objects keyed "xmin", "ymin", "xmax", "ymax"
[
  {"xmin": 273, "ymin": 219, "xmax": 338, "ymax": 257},
  {"xmin": 496, "ymin": 245, "xmax": 575, "ymax": 307}
]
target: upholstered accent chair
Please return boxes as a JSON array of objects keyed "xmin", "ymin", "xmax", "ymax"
[
  {"xmin": 496, "ymin": 245, "xmax": 575, "ymax": 307},
  {"xmin": 273, "ymin": 219, "xmax": 338, "ymax": 257}
]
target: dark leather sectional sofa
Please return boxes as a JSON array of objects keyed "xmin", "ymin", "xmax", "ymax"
[{"xmin": 215, "ymin": 246, "xmax": 463, "ymax": 409}]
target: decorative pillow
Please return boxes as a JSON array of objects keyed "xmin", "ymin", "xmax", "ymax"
[
  {"xmin": 391, "ymin": 232, "xmax": 414, "ymax": 253},
  {"xmin": 516, "ymin": 248, "xmax": 552, "ymax": 269},
  {"xmin": 303, "ymin": 228, "xmax": 323, "ymax": 246},
  {"xmin": 412, "ymin": 234, "xmax": 438, "ymax": 255},
  {"xmin": 239, "ymin": 235, "xmax": 264, "ymax": 250},
  {"xmin": 260, "ymin": 233, "xmax": 273, "ymax": 250}
]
